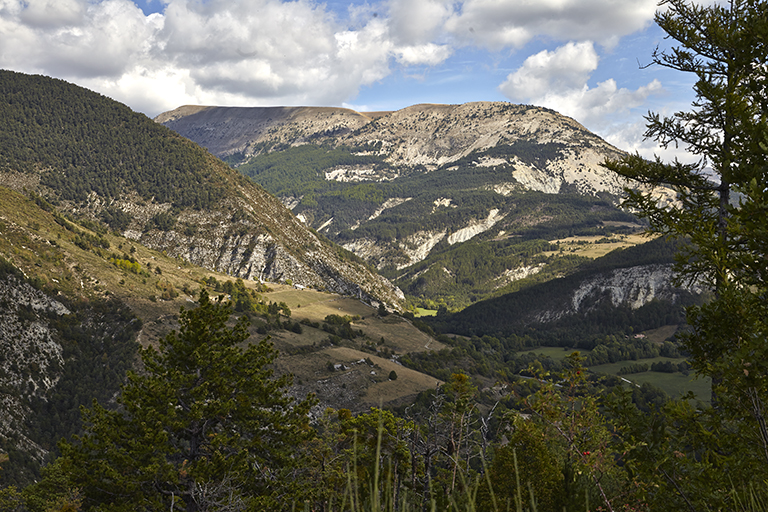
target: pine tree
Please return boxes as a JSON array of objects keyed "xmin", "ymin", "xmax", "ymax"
[
  {"xmin": 58, "ymin": 290, "xmax": 316, "ymax": 511},
  {"xmin": 604, "ymin": 0, "xmax": 768, "ymax": 506}
]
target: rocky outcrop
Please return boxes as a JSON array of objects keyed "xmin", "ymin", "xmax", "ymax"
[
  {"xmin": 113, "ymin": 187, "xmax": 405, "ymax": 309},
  {"xmin": 156, "ymin": 105, "xmax": 376, "ymax": 158},
  {"xmin": 0, "ymin": 275, "xmax": 68, "ymax": 464},
  {"xmin": 535, "ymin": 264, "xmax": 702, "ymax": 323},
  {"xmin": 156, "ymin": 100, "xmax": 672, "ymax": 308},
  {"xmin": 157, "ymin": 102, "xmax": 632, "ymax": 269},
  {"xmin": 157, "ymin": 102, "xmax": 627, "ymax": 196}
]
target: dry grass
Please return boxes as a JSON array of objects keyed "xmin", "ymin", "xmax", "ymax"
[
  {"xmin": 259, "ymin": 285, "xmax": 446, "ymax": 409},
  {"xmin": 640, "ymin": 325, "xmax": 679, "ymax": 344},
  {"xmin": 265, "ymin": 285, "xmax": 446, "ymax": 355},
  {"xmin": 542, "ymin": 232, "xmax": 657, "ymax": 260}
]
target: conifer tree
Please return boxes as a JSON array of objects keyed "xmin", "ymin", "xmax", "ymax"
[
  {"xmin": 604, "ymin": 0, "xmax": 768, "ymax": 504},
  {"xmin": 58, "ymin": 290, "xmax": 316, "ymax": 511}
]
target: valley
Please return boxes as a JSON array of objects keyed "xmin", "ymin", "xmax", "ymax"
[
  {"xmin": 158, "ymin": 102, "xmax": 660, "ymax": 312},
  {"xmin": 2, "ymin": 0, "xmax": 764, "ymax": 507},
  {"xmin": 0, "ymin": 70, "xmax": 702, "ymax": 499}
]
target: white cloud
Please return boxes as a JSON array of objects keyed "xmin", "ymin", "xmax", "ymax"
[
  {"xmin": 500, "ymin": 42, "xmax": 662, "ymax": 138},
  {"xmin": 603, "ymin": 113, "xmax": 701, "ymax": 165},
  {"xmin": 1, "ymin": 0, "xmax": 154, "ymax": 78},
  {"xmin": 0, "ymin": 0, "xmax": 401, "ymax": 115},
  {"xmin": 445, "ymin": 0, "xmax": 658, "ymax": 50},
  {"xmin": 387, "ymin": 0, "xmax": 454, "ymax": 44},
  {"xmin": 395, "ymin": 43, "xmax": 452, "ymax": 66},
  {"xmin": 0, "ymin": 0, "xmax": 668, "ymax": 125},
  {"xmin": 539, "ymin": 78, "xmax": 662, "ymax": 129},
  {"xmin": 17, "ymin": 0, "xmax": 85, "ymax": 28},
  {"xmin": 499, "ymin": 41, "xmax": 598, "ymax": 97}
]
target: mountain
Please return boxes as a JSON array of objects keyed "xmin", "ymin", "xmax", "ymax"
[
  {"xmin": 0, "ymin": 70, "xmax": 403, "ymax": 310},
  {"xmin": 0, "ymin": 70, "xmax": 431, "ymax": 484},
  {"xmin": 430, "ymin": 237, "xmax": 704, "ymax": 342},
  {"xmin": 0, "ymin": 71, "xmax": 700, "ymax": 489},
  {"xmin": 157, "ymin": 102, "xmax": 675, "ymax": 310}
]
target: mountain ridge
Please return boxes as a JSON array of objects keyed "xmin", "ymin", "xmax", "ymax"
[
  {"xmin": 157, "ymin": 100, "xmax": 655, "ymax": 309},
  {"xmin": 0, "ymin": 70, "xmax": 403, "ymax": 310}
]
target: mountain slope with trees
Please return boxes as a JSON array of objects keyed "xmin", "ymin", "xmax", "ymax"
[
  {"xmin": 0, "ymin": 184, "xmax": 441, "ymax": 488},
  {"xmin": 159, "ymin": 101, "xmax": 675, "ymax": 310},
  {"xmin": 0, "ymin": 70, "xmax": 403, "ymax": 310}
]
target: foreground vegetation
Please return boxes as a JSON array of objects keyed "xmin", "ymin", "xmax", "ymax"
[
  {"xmin": 0, "ymin": 290, "xmax": 760, "ymax": 511},
  {"xmin": 0, "ymin": 290, "xmax": 737, "ymax": 511}
]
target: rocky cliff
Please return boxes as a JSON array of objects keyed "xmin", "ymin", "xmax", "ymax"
[
  {"xmin": 0, "ymin": 275, "xmax": 68, "ymax": 467},
  {"xmin": 158, "ymin": 101, "xmax": 655, "ymax": 309},
  {"xmin": 535, "ymin": 263, "xmax": 702, "ymax": 323},
  {"xmin": 0, "ymin": 264, "xmax": 140, "ymax": 485},
  {"xmin": 158, "ymin": 102, "xmax": 629, "ymax": 196}
]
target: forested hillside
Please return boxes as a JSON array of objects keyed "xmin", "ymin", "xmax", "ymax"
[
  {"xmin": 431, "ymin": 237, "xmax": 700, "ymax": 340},
  {"xmin": 0, "ymin": 184, "xmax": 441, "ymax": 488},
  {"xmin": 3, "ymin": 0, "xmax": 767, "ymax": 507},
  {"xmin": 0, "ymin": 70, "xmax": 403, "ymax": 310},
  {"xmin": 159, "ymin": 101, "xmax": 665, "ymax": 310}
]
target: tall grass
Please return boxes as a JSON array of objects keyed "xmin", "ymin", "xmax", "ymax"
[{"xmin": 309, "ymin": 413, "xmax": 544, "ymax": 512}]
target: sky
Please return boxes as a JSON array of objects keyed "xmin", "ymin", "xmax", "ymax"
[{"xmin": 0, "ymin": 0, "xmax": 705, "ymax": 161}]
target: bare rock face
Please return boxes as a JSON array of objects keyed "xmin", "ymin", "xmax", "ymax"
[
  {"xmin": 156, "ymin": 102, "xmax": 634, "ymax": 274},
  {"xmin": 157, "ymin": 101, "xmax": 628, "ymax": 197},
  {"xmin": 111, "ymin": 175, "xmax": 405, "ymax": 309},
  {"xmin": 535, "ymin": 264, "xmax": 702, "ymax": 323},
  {"xmin": 156, "ymin": 105, "xmax": 376, "ymax": 158},
  {"xmin": 156, "ymin": 101, "xmax": 681, "ymax": 310},
  {"xmin": 0, "ymin": 275, "xmax": 68, "ymax": 464}
]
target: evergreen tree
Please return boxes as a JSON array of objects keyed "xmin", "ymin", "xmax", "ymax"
[
  {"xmin": 57, "ymin": 290, "xmax": 316, "ymax": 511},
  {"xmin": 604, "ymin": 0, "xmax": 768, "ymax": 505}
]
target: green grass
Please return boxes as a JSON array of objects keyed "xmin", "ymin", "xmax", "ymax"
[
  {"xmin": 617, "ymin": 371, "xmax": 711, "ymax": 402},
  {"xmin": 520, "ymin": 347, "xmax": 592, "ymax": 360},
  {"xmin": 589, "ymin": 357, "xmax": 711, "ymax": 402},
  {"xmin": 414, "ymin": 308, "xmax": 437, "ymax": 317},
  {"xmin": 514, "ymin": 347, "xmax": 711, "ymax": 402},
  {"xmin": 588, "ymin": 356, "xmax": 685, "ymax": 374}
]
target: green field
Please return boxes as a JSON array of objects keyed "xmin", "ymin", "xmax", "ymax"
[
  {"xmin": 618, "ymin": 371, "xmax": 711, "ymax": 402},
  {"xmin": 588, "ymin": 356, "xmax": 684, "ymax": 374},
  {"xmin": 517, "ymin": 347, "xmax": 711, "ymax": 402},
  {"xmin": 589, "ymin": 357, "xmax": 711, "ymax": 402}
]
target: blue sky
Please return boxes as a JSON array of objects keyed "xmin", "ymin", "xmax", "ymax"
[{"xmin": 0, "ymin": 0, "xmax": 703, "ymax": 160}]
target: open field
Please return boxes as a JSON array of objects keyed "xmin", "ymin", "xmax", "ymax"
[
  {"xmin": 518, "ymin": 339, "xmax": 708, "ymax": 401},
  {"xmin": 589, "ymin": 357, "xmax": 711, "ymax": 402},
  {"xmin": 264, "ymin": 285, "xmax": 446, "ymax": 355},
  {"xmin": 589, "ymin": 356, "xmax": 686, "ymax": 374},
  {"xmin": 639, "ymin": 325, "xmax": 679, "ymax": 343},
  {"xmin": 542, "ymin": 231, "xmax": 657, "ymax": 260},
  {"xmin": 263, "ymin": 284, "xmax": 445, "ymax": 410},
  {"xmin": 272, "ymin": 343, "xmax": 444, "ymax": 411},
  {"xmin": 265, "ymin": 286, "xmax": 375, "ymax": 319},
  {"xmin": 623, "ymin": 372, "xmax": 711, "ymax": 402},
  {"xmin": 352, "ymin": 315, "xmax": 445, "ymax": 353},
  {"xmin": 328, "ymin": 347, "xmax": 443, "ymax": 406}
]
